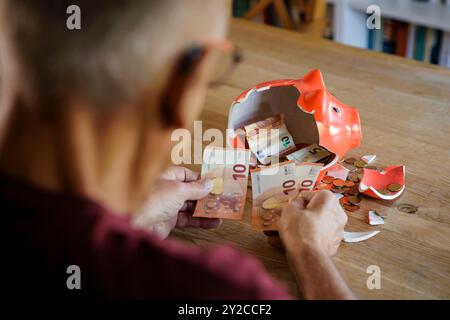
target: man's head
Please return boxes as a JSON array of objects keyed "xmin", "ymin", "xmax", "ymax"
[{"xmin": 0, "ymin": 0, "xmax": 230, "ymax": 212}]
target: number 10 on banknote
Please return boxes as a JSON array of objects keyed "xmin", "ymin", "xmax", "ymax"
[{"xmin": 193, "ymin": 146, "xmax": 251, "ymax": 220}]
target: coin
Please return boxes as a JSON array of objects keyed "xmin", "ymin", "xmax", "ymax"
[
  {"xmin": 262, "ymin": 195, "xmax": 290, "ymax": 210},
  {"xmin": 316, "ymin": 183, "xmax": 333, "ymax": 190},
  {"xmin": 322, "ymin": 176, "xmax": 335, "ymax": 184},
  {"xmin": 347, "ymin": 187, "xmax": 360, "ymax": 196},
  {"xmin": 344, "ymin": 180, "xmax": 355, "ymax": 187},
  {"xmin": 348, "ymin": 173, "xmax": 359, "ymax": 182},
  {"xmin": 331, "ymin": 187, "xmax": 346, "ymax": 194},
  {"xmin": 357, "ymin": 173, "xmax": 363, "ymax": 181},
  {"xmin": 348, "ymin": 196, "xmax": 361, "ymax": 205},
  {"xmin": 339, "ymin": 196, "xmax": 349, "ymax": 205},
  {"xmin": 262, "ymin": 220, "xmax": 272, "ymax": 227},
  {"xmin": 365, "ymin": 165, "xmax": 378, "ymax": 170},
  {"xmin": 262, "ymin": 212, "xmax": 273, "ymax": 221},
  {"xmin": 344, "ymin": 157, "xmax": 356, "ymax": 164},
  {"xmin": 332, "ymin": 179, "xmax": 346, "ymax": 187},
  {"xmin": 354, "ymin": 160, "xmax": 367, "ymax": 168},
  {"xmin": 378, "ymin": 188, "xmax": 391, "ymax": 195},
  {"xmin": 210, "ymin": 177, "xmax": 224, "ymax": 195},
  {"xmin": 387, "ymin": 183, "xmax": 402, "ymax": 192},
  {"xmin": 343, "ymin": 203, "xmax": 360, "ymax": 212}
]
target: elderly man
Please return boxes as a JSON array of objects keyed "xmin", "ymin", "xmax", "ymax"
[{"xmin": 0, "ymin": 0, "xmax": 353, "ymax": 299}]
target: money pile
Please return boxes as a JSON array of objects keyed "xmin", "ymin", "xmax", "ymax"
[{"xmin": 315, "ymin": 174, "xmax": 361, "ymax": 211}]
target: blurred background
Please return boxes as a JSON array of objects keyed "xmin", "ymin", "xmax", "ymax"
[{"xmin": 232, "ymin": 0, "xmax": 450, "ymax": 69}]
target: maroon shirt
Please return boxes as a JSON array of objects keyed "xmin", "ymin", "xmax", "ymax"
[{"xmin": 0, "ymin": 174, "xmax": 291, "ymax": 299}]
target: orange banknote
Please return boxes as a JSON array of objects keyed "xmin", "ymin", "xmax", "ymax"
[{"xmin": 193, "ymin": 146, "xmax": 251, "ymax": 220}]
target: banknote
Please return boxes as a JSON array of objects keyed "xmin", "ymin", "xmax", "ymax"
[
  {"xmin": 250, "ymin": 161, "xmax": 298, "ymax": 231},
  {"xmin": 251, "ymin": 161, "xmax": 323, "ymax": 231},
  {"xmin": 296, "ymin": 162, "xmax": 324, "ymax": 192},
  {"xmin": 244, "ymin": 114, "xmax": 296, "ymax": 165},
  {"xmin": 286, "ymin": 144, "xmax": 331, "ymax": 163},
  {"xmin": 193, "ymin": 146, "xmax": 251, "ymax": 220}
]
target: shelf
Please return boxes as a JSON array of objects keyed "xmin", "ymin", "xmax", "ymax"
[{"xmin": 348, "ymin": 0, "xmax": 450, "ymax": 32}]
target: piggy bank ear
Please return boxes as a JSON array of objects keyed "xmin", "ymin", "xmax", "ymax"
[
  {"xmin": 300, "ymin": 89, "xmax": 327, "ymax": 114},
  {"xmin": 302, "ymin": 69, "xmax": 325, "ymax": 88}
]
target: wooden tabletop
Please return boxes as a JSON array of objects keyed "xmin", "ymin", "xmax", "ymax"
[{"xmin": 172, "ymin": 18, "xmax": 450, "ymax": 299}]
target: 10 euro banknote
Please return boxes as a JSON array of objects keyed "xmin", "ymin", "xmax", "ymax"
[{"xmin": 193, "ymin": 146, "xmax": 251, "ymax": 220}]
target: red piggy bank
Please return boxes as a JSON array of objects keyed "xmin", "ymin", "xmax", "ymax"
[{"xmin": 227, "ymin": 69, "xmax": 362, "ymax": 170}]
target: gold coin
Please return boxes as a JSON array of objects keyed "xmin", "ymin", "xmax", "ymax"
[
  {"xmin": 387, "ymin": 183, "xmax": 402, "ymax": 192},
  {"xmin": 210, "ymin": 177, "xmax": 224, "ymax": 195},
  {"xmin": 365, "ymin": 165, "xmax": 378, "ymax": 170},
  {"xmin": 378, "ymin": 188, "xmax": 391, "ymax": 195},
  {"xmin": 262, "ymin": 195, "xmax": 290, "ymax": 210},
  {"xmin": 354, "ymin": 160, "xmax": 367, "ymax": 168},
  {"xmin": 348, "ymin": 173, "xmax": 359, "ymax": 182}
]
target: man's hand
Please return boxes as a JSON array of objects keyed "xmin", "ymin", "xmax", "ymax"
[
  {"xmin": 278, "ymin": 190, "xmax": 355, "ymax": 299},
  {"xmin": 132, "ymin": 166, "xmax": 221, "ymax": 238},
  {"xmin": 279, "ymin": 190, "xmax": 347, "ymax": 256}
]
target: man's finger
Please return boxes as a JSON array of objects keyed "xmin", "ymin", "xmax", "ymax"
[
  {"xmin": 297, "ymin": 191, "xmax": 316, "ymax": 203},
  {"xmin": 178, "ymin": 167, "xmax": 201, "ymax": 182},
  {"xmin": 178, "ymin": 179, "xmax": 212, "ymax": 201},
  {"xmin": 161, "ymin": 166, "xmax": 200, "ymax": 182},
  {"xmin": 153, "ymin": 221, "xmax": 172, "ymax": 239},
  {"xmin": 300, "ymin": 190, "xmax": 333, "ymax": 209}
]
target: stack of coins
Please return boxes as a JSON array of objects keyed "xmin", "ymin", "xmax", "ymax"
[{"xmin": 258, "ymin": 207, "xmax": 281, "ymax": 228}]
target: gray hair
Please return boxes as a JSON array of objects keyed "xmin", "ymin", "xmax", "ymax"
[{"xmin": 0, "ymin": 0, "xmax": 227, "ymax": 110}]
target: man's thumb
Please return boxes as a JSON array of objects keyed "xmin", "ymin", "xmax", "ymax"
[{"xmin": 181, "ymin": 178, "xmax": 212, "ymax": 200}]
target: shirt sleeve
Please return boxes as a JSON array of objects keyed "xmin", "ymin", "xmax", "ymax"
[{"xmin": 89, "ymin": 216, "xmax": 293, "ymax": 299}]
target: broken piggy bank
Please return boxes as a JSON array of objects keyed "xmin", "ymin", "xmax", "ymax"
[{"xmin": 227, "ymin": 69, "xmax": 362, "ymax": 172}]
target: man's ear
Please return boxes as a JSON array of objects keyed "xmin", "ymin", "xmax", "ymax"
[{"xmin": 159, "ymin": 46, "xmax": 213, "ymax": 129}]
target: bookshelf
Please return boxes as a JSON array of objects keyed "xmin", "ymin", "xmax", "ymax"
[
  {"xmin": 232, "ymin": 0, "xmax": 450, "ymax": 68},
  {"xmin": 327, "ymin": 0, "xmax": 450, "ymax": 68}
]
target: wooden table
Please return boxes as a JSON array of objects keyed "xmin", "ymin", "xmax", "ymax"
[{"xmin": 172, "ymin": 18, "xmax": 450, "ymax": 299}]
